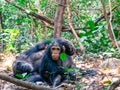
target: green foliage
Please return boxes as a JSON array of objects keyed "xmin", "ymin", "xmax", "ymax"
[
  {"xmin": 0, "ymin": 0, "xmax": 120, "ymax": 54},
  {"xmin": 15, "ymin": 73, "xmax": 30, "ymax": 80},
  {"xmin": 75, "ymin": 83, "xmax": 82, "ymax": 89},
  {"xmin": 103, "ymin": 87, "xmax": 108, "ymax": 90},
  {"xmin": 75, "ymin": 83, "xmax": 86, "ymax": 89},
  {"xmin": 40, "ymin": 0, "xmax": 48, "ymax": 8},
  {"xmin": 86, "ymin": 19, "xmax": 95, "ymax": 31},
  {"xmin": 107, "ymin": 81, "xmax": 112, "ymax": 85}
]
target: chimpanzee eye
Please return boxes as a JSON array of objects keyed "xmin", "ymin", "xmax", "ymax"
[
  {"xmin": 57, "ymin": 48, "xmax": 60, "ymax": 50},
  {"xmin": 52, "ymin": 48, "xmax": 55, "ymax": 50}
]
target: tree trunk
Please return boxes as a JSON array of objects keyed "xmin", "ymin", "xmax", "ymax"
[
  {"xmin": 53, "ymin": 0, "xmax": 66, "ymax": 38},
  {"xmin": 0, "ymin": 11, "xmax": 5, "ymax": 52}
]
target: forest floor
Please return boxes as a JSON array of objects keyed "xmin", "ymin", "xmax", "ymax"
[{"xmin": 0, "ymin": 52, "xmax": 120, "ymax": 90}]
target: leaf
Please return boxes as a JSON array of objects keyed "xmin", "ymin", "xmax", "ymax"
[
  {"xmin": 104, "ymin": 0, "xmax": 108, "ymax": 4},
  {"xmin": 60, "ymin": 52, "xmax": 67, "ymax": 61},
  {"xmin": 40, "ymin": 0, "xmax": 48, "ymax": 8},
  {"xmin": 75, "ymin": 83, "xmax": 82, "ymax": 89},
  {"xmin": 107, "ymin": 81, "xmax": 112, "ymax": 85},
  {"xmin": 15, "ymin": 73, "xmax": 30, "ymax": 80},
  {"xmin": 103, "ymin": 87, "xmax": 108, "ymax": 90},
  {"xmin": 103, "ymin": 79, "xmax": 111, "ymax": 84},
  {"xmin": 117, "ymin": 0, "xmax": 120, "ymax": 2},
  {"xmin": 15, "ymin": 73, "xmax": 23, "ymax": 78},
  {"xmin": 87, "ymin": 20, "xmax": 95, "ymax": 30},
  {"xmin": 24, "ymin": 73, "xmax": 30, "ymax": 80}
]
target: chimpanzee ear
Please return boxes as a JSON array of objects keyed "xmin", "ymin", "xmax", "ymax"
[
  {"xmin": 55, "ymin": 38, "xmax": 75, "ymax": 56},
  {"xmin": 62, "ymin": 40, "xmax": 75, "ymax": 56},
  {"xmin": 62, "ymin": 45, "xmax": 66, "ymax": 52}
]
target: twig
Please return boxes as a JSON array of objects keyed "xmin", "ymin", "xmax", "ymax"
[{"xmin": 94, "ymin": 6, "xmax": 118, "ymax": 24}]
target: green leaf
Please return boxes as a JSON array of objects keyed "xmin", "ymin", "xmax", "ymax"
[
  {"xmin": 104, "ymin": 0, "xmax": 108, "ymax": 3},
  {"xmin": 75, "ymin": 83, "xmax": 82, "ymax": 89},
  {"xmin": 63, "ymin": 67, "xmax": 77, "ymax": 72},
  {"xmin": 60, "ymin": 52, "xmax": 67, "ymax": 61},
  {"xmin": 107, "ymin": 81, "xmax": 112, "ymax": 85},
  {"xmin": 15, "ymin": 73, "xmax": 30, "ymax": 80},
  {"xmin": 87, "ymin": 20, "xmax": 95, "ymax": 30},
  {"xmin": 103, "ymin": 87, "xmax": 108, "ymax": 90},
  {"xmin": 40, "ymin": 0, "xmax": 48, "ymax": 8},
  {"xmin": 23, "ymin": 73, "xmax": 30, "ymax": 80},
  {"xmin": 117, "ymin": 0, "xmax": 120, "ymax": 2},
  {"xmin": 15, "ymin": 73, "xmax": 23, "ymax": 78}
]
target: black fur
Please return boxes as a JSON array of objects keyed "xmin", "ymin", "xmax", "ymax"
[
  {"xmin": 12, "ymin": 38, "xmax": 76, "ymax": 86},
  {"xmin": 39, "ymin": 38, "xmax": 76, "ymax": 87}
]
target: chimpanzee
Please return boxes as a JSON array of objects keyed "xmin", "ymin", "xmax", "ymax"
[
  {"xmin": 12, "ymin": 40, "xmax": 52, "ymax": 82},
  {"xmin": 39, "ymin": 38, "xmax": 76, "ymax": 87},
  {"xmin": 12, "ymin": 38, "xmax": 76, "ymax": 86}
]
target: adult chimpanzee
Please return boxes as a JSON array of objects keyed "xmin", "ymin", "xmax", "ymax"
[
  {"xmin": 12, "ymin": 40, "xmax": 51, "ymax": 82},
  {"xmin": 39, "ymin": 38, "xmax": 76, "ymax": 87}
]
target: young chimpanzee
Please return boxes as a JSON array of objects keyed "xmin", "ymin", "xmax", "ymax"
[{"xmin": 39, "ymin": 38, "xmax": 76, "ymax": 87}]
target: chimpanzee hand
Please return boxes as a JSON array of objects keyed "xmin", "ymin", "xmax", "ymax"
[
  {"xmin": 57, "ymin": 66, "xmax": 66, "ymax": 75},
  {"xmin": 69, "ymin": 70, "xmax": 76, "ymax": 80},
  {"xmin": 13, "ymin": 61, "xmax": 34, "ymax": 74}
]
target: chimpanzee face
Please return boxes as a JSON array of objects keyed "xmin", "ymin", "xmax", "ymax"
[{"xmin": 51, "ymin": 45, "xmax": 61, "ymax": 60}]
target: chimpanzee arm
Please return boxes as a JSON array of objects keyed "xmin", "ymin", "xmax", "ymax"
[{"xmin": 22, "ymin": 39, "xmax": 52, "ymax": 56}]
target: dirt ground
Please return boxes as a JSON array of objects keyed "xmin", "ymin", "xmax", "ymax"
[{"xmin": 0, "ymin": 53, "xmax": 120, "ymax": 90}]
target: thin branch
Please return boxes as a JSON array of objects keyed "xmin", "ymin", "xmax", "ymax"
[
  {"xmin": 0, "ymin": 73, "xmax": 54, "ymax": 90},
  {"xmin": 94, "ymin": 6, "xmax": 118, "ymax": 24},
  {"xmin": 66, "ymin": 0, "xmax": 85, "ymax": 52},
  {"xmin": 101, "ymin": 0, "xmax": 120, "ymax": 50},
  {"xmin": 5, "ymin": 0, "xmax": 54, "ymax": 25},
  {"xmin": 62, "ymin": 6, "xmax": 118, "ymax": 32}
]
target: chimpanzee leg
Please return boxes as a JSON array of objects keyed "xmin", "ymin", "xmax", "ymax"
[
  {"xmin": 52, "ymin": 75, "xmax": 62, "ymax": 87},
  {"xmin": 26, "ymin": 74, "xmax": 44, "ymax": 83}
]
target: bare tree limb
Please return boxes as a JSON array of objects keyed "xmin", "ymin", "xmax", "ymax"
[
  {"xmin": 5, "ymin": 0, "xmax": 54, "ymax": 25},
  {"xmin": 63, "ymin": 6, "xmax": 118, "ymax": 32},
  {"xmin": 0, "ymin": 73, "xmax": 54, "ymax": 90},
  {"xmin": 66, "ymin": 0, "xmax": 85, "ymax": 52},
  {"xmin": 94, "ymin": 6, "xmax": 118, "ymax": 24}
]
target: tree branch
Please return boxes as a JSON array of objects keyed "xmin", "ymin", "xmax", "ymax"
[
  {"xmin": 5, "ymin": 0, "xmax": 54, "ymax": 25},
  {"xmin": 4, "ymin": 0, "xmax": 118, "ymax": 33},
  {"xmin": 101, "ymin": 0, "xmax": 120, "ymax": 49},
  {"xmin": 0, "ymin": 73, "xmax": 54, "ymax": 90},
  {"xmin": 66, "ymin": 0, "xmax": 85, "ymax": 52},
  {"xmin": 94, "ymin": 6, "xmax": 118, "ymax": 24}
]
